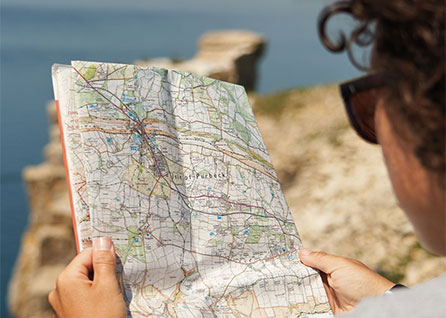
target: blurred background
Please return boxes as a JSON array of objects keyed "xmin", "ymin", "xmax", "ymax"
[{"xmin": 1, "ymin": 0, "xmax": 444, "ymax": 317}]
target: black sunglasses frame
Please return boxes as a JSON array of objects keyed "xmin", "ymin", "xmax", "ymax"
[{"xmin": 339, "ymin": 73, "xmax": 391, "ymax": 144}]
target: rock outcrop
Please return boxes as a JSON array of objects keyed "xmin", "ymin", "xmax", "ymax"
[
  {"xmin": 136, "ymin": 30, "xmax": 266, "ymax": 91},
  {"xmin": 8, "ymin": 102, "xmax": 76, "ymax": 318},
  {"xmin": 253, "ymin": 85, "xmax": 446, "ymax": 285}
]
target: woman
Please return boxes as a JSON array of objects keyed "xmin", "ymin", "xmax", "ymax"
[
  {"xmin": 48, "ymin": 0, "xmax": 445, "ymax": 317},
  {"xmin": 298, "ymin": 0, "xmax": 445, "ymax": 316}
]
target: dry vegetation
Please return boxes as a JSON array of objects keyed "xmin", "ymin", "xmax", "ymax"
[{"xmin": 251, "ymin": 85, "xmax": 446, "ymax": 285}]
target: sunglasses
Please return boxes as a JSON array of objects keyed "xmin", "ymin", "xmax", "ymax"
[{"xmin": 339, "ymin": 73, "xmax": 391, "ymax": 144}]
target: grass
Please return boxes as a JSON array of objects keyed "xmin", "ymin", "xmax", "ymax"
[{"xmin": 252, "ymin": 87, "xmax": 310, "ymax": 118}]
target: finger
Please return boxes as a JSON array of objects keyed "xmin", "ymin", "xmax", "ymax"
[
  {"xmin": 92, "ymin": 237, "xmax": 119, "ymax": 289},
  {"xmin": 64, "ymin": 247, "xmax": 93, "ymax": 279},
  {"xmin": 299, "ymin": 248, "xmax": 346, "ymax": 274},
  {"xmin": 320, "ymin": 271, "xmax": 338, "ymax": 313}
]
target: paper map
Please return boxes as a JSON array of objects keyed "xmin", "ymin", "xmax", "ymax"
[{"xmin": 52, "ymin": 61, "xmax": 332, "ymax": 317}]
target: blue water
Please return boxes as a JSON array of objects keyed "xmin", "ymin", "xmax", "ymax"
[{"xmin": 0, "ymin": 1, "xmax": 361, "ymax": 317}]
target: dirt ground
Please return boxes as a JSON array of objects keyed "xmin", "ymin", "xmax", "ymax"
[{"xmin": 252, "ymin": 85, "xmax": 446, "ymax": 285}]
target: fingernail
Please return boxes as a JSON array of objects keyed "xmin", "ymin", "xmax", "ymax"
[
  {"xmin": 300, "ymin": 248, "xmax": 312, "ymax": 256},
  {"xmin": 94, "ymin": 237, "xmax": 112, "ymax": 251}
]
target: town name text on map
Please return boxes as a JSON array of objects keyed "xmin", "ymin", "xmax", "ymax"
[{"xmin": 52, "ymin": 61, "xmax": 332, "ymax": 318}]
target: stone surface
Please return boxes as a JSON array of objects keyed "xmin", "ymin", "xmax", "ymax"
[
  {"xmin": 253, "ymin": 85, "xmax": 445, "ymax": 284},
  {"xmin": 8, "ymin": 101, "xmax": 77, "ymax": 318},
  {"xmin": 136, "ymin": 30, "xmax": 266, "ymax": 91}
]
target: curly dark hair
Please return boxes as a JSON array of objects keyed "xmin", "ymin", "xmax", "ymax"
[{"xmin": 319, "ymin": 0, "xmax": 445, "ymax": 184}]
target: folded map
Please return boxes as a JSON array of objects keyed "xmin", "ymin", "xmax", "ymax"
[{"xmin": 52, "ymin": 61, "xmax": 332, "ymax": 318}]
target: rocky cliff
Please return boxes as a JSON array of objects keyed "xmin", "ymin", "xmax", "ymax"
[
  {"xmin": 8, "ymin": 102, "xmax": 77, "ymax": 318},
  {"xmin": 252, "ymin": 86, "xmax": 446, "ymax": 284},
  {"xmin": 136, "ymin": 30, "xmax": 266, "ymax": 91}
]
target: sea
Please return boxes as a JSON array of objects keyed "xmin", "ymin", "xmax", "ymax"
[{"xmin": 0, "ymin": 1, "xmax": 361, "ymax": 316}]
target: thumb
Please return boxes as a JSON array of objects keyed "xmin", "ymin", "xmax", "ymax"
[
  {"xmin": 92, "ymin": 237, "xmax": 118, "ymax": 288},
  {"xmin": 299, "ymin": 248, "xmax": 346, "ymax": 274}
]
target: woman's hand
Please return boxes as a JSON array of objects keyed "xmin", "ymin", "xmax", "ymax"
[
  {"xmin": 48, "ymin": 237, "xmax": 127, "ymax": 318},
  {"xmin": 299, "ymin": 248, "xmax": 395, "ymax": 315}
]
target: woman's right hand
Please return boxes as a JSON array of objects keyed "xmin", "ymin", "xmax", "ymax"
[
  {"xmin": 48, "ymin": 237, "xmax": 127, "ymax": 318},
  {"xmin": 299, "ymin": 248, "xmax": 395, "ymax": 315}
]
